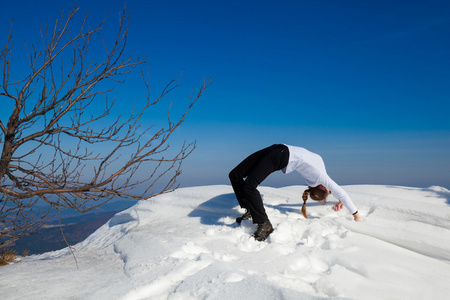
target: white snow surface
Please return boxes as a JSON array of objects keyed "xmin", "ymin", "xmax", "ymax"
[{"xmin": 1, "ymin": 185, "xmax": 450, "ymax": 300}]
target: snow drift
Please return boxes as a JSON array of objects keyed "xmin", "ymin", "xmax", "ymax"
[{"xmin": 1, "ymin": 185, "xmax": 450, "ymax": 300}]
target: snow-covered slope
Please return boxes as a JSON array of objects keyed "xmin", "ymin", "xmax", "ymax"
[{"xmin": 1, "ymin": 185, "xmax": 450, "ymax": 300}]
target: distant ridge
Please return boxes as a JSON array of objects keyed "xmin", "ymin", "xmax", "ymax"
[{"xmin": 12, "ymin": 200, "xmax": 137, "ymax": 255}]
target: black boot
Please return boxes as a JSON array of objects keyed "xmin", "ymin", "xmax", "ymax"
[
  {"xmin": 236, "ymin": 209, "xmax": 252, "ymax": 224},
  {"xmin": 253, "ymin": 220, "xmax": 274, "ymax": 241}
]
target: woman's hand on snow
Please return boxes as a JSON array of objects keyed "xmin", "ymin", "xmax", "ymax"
[
  {"xmin": 353, "ymin": 212, "xmax": 361, "ymax": 222},
  {"xmin": 332, "ymin": 202, "xmax": 344, "ymax": 211}
]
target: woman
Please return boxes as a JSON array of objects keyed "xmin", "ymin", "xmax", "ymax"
[{"xmin": 229, "ymin": 144, "xmax": 361, "ymax": 242}]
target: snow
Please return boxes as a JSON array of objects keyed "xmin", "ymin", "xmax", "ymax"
[{"xmin": 1, "ymin": 185, "xmax": 450, "ymax": 300}]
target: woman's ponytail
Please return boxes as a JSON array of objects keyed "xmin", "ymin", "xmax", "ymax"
[{"xmin": 301, "ymin": 189, "xmax": 310, "ymax": 219}]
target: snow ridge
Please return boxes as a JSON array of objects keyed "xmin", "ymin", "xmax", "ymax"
[{"xmin": 1, "ymin": 185, "xmax": 449, "ymax": 300}]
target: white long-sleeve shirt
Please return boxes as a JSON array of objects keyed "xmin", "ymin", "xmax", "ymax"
[{"xmin": 282, "ymin": 145, "xmax": 358, "ymax": 214}]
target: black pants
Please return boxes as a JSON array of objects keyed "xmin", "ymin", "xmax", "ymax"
[{"xmin": 228, "ymin": 144, "xmax": 289, "ymax": 224}]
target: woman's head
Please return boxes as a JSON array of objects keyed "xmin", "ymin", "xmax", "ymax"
[
  {"xmin": 301, "ymin": 185, "xmax": 330, "ymax": 218},
  {"xmin": 309, "ymin": 185, "xmax": 330, "ymax": 202}
]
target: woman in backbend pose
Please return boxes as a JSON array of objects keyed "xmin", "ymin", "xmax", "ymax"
[{"xmin": 229, "ymin": 144, "xmax": 361, "ymax": 241}]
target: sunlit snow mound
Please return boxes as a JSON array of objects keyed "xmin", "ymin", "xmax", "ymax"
[{"xmin": 1, "ymin": 185, "xmax": 450, "ymax": 300}]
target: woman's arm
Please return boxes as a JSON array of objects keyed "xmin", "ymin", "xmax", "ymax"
[
  {"xmin": 321, "ymin": 175, "xmax": 358, "ymax": 213},
  {"xmin": 333, "ymin": 201, "xmax": 361, "ymax": 222}
]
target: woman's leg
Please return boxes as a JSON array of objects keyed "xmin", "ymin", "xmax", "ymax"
[
  {"xmin": 230, "ymin": 145, "xmax": 289, "ymax": 224},
  {"xmin": 242, "ymin": 152, "xmax": 279, "ymax": 223},
  {"xmin": 229, "ymin": 145, "xmax": 276, "ymax": 209}
]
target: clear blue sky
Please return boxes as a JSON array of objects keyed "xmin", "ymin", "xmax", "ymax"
[{"xmin": 2, "ymin": 0, "xmax": 449, "ymax": 190}]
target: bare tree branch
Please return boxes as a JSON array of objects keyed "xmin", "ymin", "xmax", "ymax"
[{"xmin": 1, "ymin": 4, "xmax": 212, "ymax": 249}]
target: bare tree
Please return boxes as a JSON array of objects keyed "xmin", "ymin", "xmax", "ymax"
[{"xmin": 0, "ymin": 5, "xmax": 211, "ymax": 248}]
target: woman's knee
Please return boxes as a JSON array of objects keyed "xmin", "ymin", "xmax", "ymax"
[{"xmin": 243, "ymin": 180, "xmax": 258, "ymax": 193}]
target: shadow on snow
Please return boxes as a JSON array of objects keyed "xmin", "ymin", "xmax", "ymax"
[
  {"xmin": 188, "ymin": 193, "xmax": 238, "ymax": 225},
  {"xmin": 188, "ymin": 192, "xmax": 322, "ymax": 225}
]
